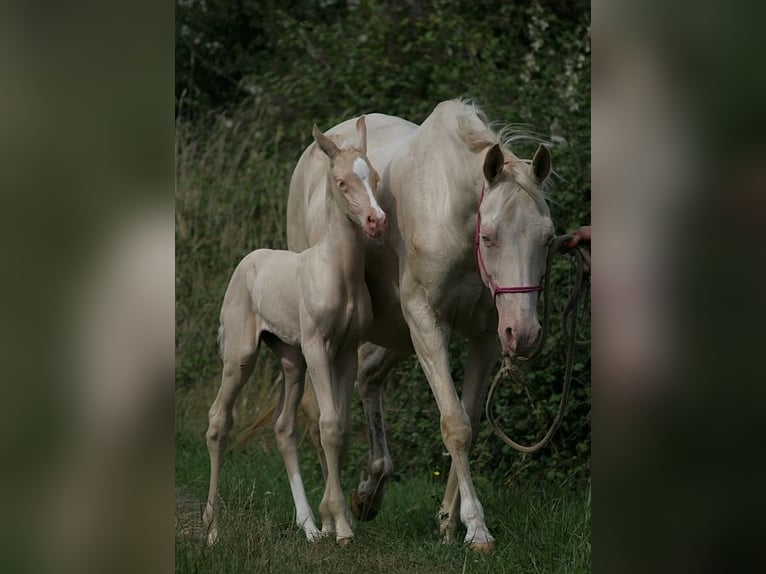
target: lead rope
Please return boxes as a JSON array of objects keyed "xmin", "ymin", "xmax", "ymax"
[{"xmin": 485, "ymin": 235, "xmax": 590, "ymax": 454}]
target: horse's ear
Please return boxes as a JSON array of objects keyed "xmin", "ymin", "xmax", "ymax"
[
  {"xmin": 532, "ymin": 145, "xmax": 552, "ymax": 183},
  {"xmin": 313, "ymin": 124, "xmax": 340, "ymax": 159},
  {"xmin": 483, "ymin": 144, "xmax": 505, "ymax": 184},
  {"xmin": 356, "ymin": 115, "xmax": 367, "ymax": 154}
]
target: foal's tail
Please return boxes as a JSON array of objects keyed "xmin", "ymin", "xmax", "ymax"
[
  {"xmin": 217, "ymin": 324, "xmax": 225, "ymax": 360},
  {"xmin": 234, "ymin": 372, "xmax": 283, "ymax": 451}
]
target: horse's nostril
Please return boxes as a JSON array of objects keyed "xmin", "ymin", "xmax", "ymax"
[{"xmin": 504, "ymin": 327, "xmax": 513, "ymax": 342}]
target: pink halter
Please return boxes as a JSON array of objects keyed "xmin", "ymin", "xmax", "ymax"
[{"xmin": 475, "ymin": 182, "xmax": 543, "ymax": 303}]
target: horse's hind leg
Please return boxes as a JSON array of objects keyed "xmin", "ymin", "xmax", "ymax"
[
  {"xmin": 270, "ymin": 340, "xmax": 321, "ymax": 541},
  {"xmin": 203, "ymin": 298, "xmax": 259, "ymax": 545},
  {"xmin": 351, "ymin": 343, "xmax": 402, "ymax": 521}
]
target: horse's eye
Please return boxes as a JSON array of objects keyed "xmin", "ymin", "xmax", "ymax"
[
  {"xmin": 336, "ymin": 179, "xmax": 346, "ymax": 189},
  {"xmin": 481, "ymin": 234, "xmax": 492, "ymax": 245}
]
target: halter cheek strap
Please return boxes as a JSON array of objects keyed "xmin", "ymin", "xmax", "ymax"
[{"xmin": 475, "ymin": 182, "xmax": 543, "ymax": 304}]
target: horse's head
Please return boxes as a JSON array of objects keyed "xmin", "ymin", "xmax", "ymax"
[
  {"xmin": 477, "ymin": 143, "xmax": 554, "ymax": 357},
  {"xmin": 312, "ymin": 116, "xmax": 387, "ymax": 241}
]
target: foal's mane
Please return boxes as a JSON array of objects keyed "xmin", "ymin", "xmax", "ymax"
[{"xmin": 452, "ymin": 99, "xmax": 550, "ymax": 212}]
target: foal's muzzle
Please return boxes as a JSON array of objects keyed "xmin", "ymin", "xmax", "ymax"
[{"xmin": 364, "ymin": 209, "xmax": 387, "ymax": 239}]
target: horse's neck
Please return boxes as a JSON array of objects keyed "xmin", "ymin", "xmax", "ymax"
[
  {"xmin": 322, "ymin": 178, "xmax": 366, "ymax": 280},
  {"xmin": 431, "ymin": 138, "xmax": 486, "ymax": 232},
  {"xmin": 413, "ymin": 120, "xmax": 485, "ymax": 210}
]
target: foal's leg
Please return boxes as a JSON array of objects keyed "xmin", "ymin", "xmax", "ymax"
[
  {"xmin": 270, "ymin": 340, "xmax": 321, "ymax": 541},
  {"xmin": 439, "ymin": 330, "xmax": 499, "ymax": 541},
  {"xmin": 203, "ymin": 312, "xmax": 259, "ymax": 545},
  {"xmin": 302, "ymin": 337, "xmax": 356, "ymax": 544},
  {"xmin": 351, "ymin": 343, "xmax": 402, "ymax": 521},
  {"xmin": 299, "ymin": 376, "xmax": 327, "ymax": 480},
  {"xmin": 401, "ymin": 284, "xmax": 495, "ymax": 551}
]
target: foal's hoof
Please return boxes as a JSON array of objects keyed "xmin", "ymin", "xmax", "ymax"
[
  {"xmin": 350, "ymin": 489, "xmax": 380, "ymax": 522},
  {"xmin": 336, "ymin": 535, "xmax": 354, "ymax": 547},
  {"xmin": 469, "ymin": 540, "xmax": 496, "ymax": 554}
]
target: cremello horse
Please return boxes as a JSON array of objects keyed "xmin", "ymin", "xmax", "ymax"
[
  {"xmin": 288, "ymin": 100, "xmax": 554, "ymax": 552},
  {"xmin": 203, "ymin": 117, "xmax": 386, "ymax": 545}
]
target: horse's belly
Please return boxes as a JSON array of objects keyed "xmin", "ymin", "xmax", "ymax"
[{"xmin": 365, "ymin": 312, "xmax": 413, "ymax": 353}]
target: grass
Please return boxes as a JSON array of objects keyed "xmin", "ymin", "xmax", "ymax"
[{"xmin": 175, "ymin": 391, "xmax": 590, "ymax": 574}]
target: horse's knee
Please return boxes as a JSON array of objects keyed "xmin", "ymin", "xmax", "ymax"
[
  {"xmin": 281, "ymin": 358, "xmax": 304, "ymax": 383},
  {"xmin": 440, "ymin": 411, "xmax": 472, "ymax": 452},
  {"xmin": 206, "ymin": 403, "xmax": 233, "ymax": 444},
  {"xmin": 274, "ymin": 414, "xmax": 296, "ymax": 452},
  {"xmin": 318, "ymin": 416, "xmax": 343, "ymax": 450},
  {"xmin": 222, "ymin": 352, "xmax": 254, "ymax": 376},
  {"xmin": 206, "ymin": 419, "xmax": 228, "ymax": 448}
]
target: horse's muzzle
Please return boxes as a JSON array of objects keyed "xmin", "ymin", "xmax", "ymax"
[
  {"xmin": 499, "ymin": 322, "xmax": 541, "ymax": 358},
  {"xmin": 364, "ymin": 210, "xmax": 387, "ymax": 239}
]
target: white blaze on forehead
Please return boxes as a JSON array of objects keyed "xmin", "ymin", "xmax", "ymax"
[{"xmin": 353, "ymin": 156, "xmax": 385, "ymax": 218}]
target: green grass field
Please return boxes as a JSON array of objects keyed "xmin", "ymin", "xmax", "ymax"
[{"xmin": 175, "ymin": 389, "xmax": 590, "ymax": 574}]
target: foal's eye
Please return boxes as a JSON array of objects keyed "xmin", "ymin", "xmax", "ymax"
[
  {"xmin": 336, "ymin": 179, "xmax": 346, "ymax": 190},
  {"xmin": 481, "ymin": 234, "xmax": 492, "ymax": 245}
]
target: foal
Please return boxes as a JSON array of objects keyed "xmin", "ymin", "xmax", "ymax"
[{"xmin": 203, "ymin": 116, "xmax": 386, "ymax": 545}]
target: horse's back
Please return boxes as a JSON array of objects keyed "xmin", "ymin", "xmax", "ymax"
[{"xmin": 232, "ymin": 248, "xmax": 304, "ymax": 344}]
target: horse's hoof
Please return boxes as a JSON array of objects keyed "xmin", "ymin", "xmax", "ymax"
[
  {"xmin": 351, "ymin": 489, "xmax": 380, "ymax": 522},
  {"xmin": 336, "ymin": 535, "xmax": 354, "ymax": 547},
  {"xmin": 469, "ymin": 540, "xmax": 496, "ymax": 554}
]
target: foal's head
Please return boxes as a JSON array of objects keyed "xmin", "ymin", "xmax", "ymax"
[
  {"xmin": 312, "ymin": 116, "xmax": 387, "ymax": 241},
  {"xmin": 477, "ymin": 143, "xmax": 555, "ymax": 357}
]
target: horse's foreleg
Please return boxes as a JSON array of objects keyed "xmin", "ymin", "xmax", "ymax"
[
  {"xmin": 351, "ymin": 343, "xmax": 401, "ymax": 522},
  {"xmin": 203, "ymin": 324, "xmax": 258, "ymax": 545},
  {"xmin": 271, "ymin": 342, "xmax": 320, "ymax": 541},
  {"xmin": 302, "ymin": 337, "xmax": 356, "ymax": 544},
  {"xmin": 401, "ymin": 286, "xmax": 495, "ymax": 552},
  {"xmin": 439, "ymin": 330, "xmax": 499, "ymax": 542}
]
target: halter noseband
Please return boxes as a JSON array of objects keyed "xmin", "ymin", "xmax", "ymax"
[{"xmin": 475, "ymin": 181, "xmax": 543, "ymax": 304}]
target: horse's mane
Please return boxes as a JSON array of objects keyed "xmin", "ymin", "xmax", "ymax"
[{"xmin": 451, "ymin": 98, "xmax": 551, "ymax": 212}]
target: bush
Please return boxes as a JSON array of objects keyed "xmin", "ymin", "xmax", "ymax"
[{"xmin": 175, "ymin": 0, "xmax": 590, "ymax": 484}]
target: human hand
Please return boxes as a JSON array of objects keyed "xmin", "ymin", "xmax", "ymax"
[{"xmin": 567, "ymin": 225, "xmax": 591, "ymax": 249}]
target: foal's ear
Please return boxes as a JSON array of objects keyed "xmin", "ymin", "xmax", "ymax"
[
  {"xmin": 483, "ymin": 143, "xmax": 505, "ymax": 185},
  {"xmin": 355, "ymin": 115, "xmax": 368, "ymax": 154},
  {"xmin": 532, "ymin": 145, "xmax": 552, "ymax": 183},
  {"xmin": 313, "ymin": 125, "xmax": 340, "ymax": 159}
]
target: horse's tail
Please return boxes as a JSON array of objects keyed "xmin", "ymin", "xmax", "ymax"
[
  {"xmin": 234, "ymin": 371, "xmax": 284, "ymax": 451},
  {"xmin": 216, "ymin": 324, "xmax": 225, "ymax": 360}
]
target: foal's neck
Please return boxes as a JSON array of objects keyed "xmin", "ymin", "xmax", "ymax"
[{"xmin": 323, "ymin": 174, "xmax": 367, "ymax": 278}]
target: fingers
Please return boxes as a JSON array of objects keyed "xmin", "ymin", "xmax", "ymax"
[{"xmin": 567, "ymin": 225, "xmax": 591, "ymax": 248}]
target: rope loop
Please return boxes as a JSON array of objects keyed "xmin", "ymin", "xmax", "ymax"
[{"xmin": 485, "ymin": 234, "xmax": 590, "ymax": 453}]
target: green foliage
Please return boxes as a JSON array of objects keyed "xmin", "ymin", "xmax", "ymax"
[{"xmin": 176, "ymin": 0, "xmax": 590, "ymax": 485}]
